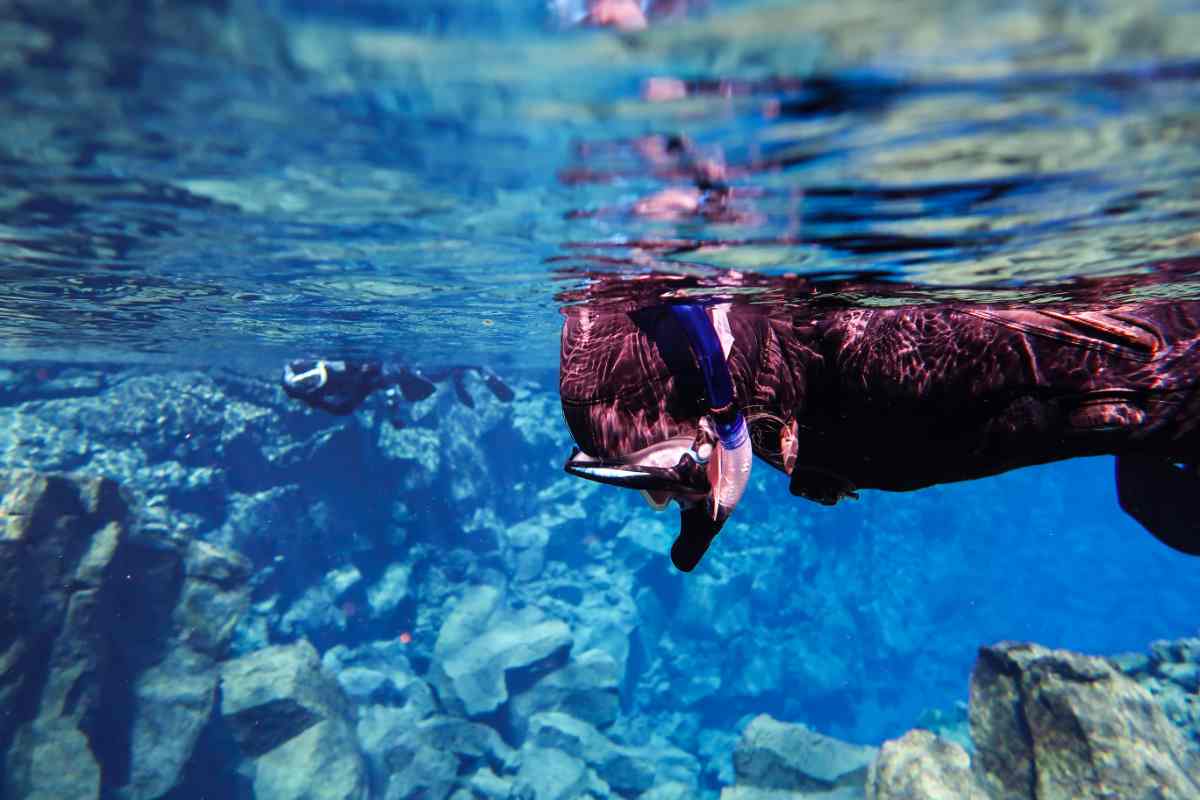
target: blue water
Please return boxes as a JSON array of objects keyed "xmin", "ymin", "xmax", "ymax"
[{"xmin": 2, "ymin": 0, "xmax": 1200, "ymax": 795}]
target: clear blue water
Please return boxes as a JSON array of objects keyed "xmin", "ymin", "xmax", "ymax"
[{"xmin": 3, "ymin": 0, "xmax": 1200, "ymax": 790}]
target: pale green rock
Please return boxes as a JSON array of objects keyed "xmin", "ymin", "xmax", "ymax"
[
  {"xmin": 733, "ymin": 714, "xmax": 877, "ymax": 793},
  {"xmin": 866, "ymin": 730, "xmax": 986, "ymax": 800},
  {"xmin": 511, "ymin": 746, "xmax": 588, "ymax": 800},
  {"xmin": 4, "ymin": 718, "xmax": 100, "ymax": 800},
  {"xmin": 221, "ymin": 639, "xmax": 348, "ymax": 757},
  {"xmin": 123, "ymin": 646, "xmax": 219, "ymax": 800},
  {"xmin": 251, "ymin": 719, "xmax": 368, "ymax": 800}
]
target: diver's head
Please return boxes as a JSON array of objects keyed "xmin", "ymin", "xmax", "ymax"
[{"xmin": 282, "ymin": 358, "xmax": 380, "ymax": 415}]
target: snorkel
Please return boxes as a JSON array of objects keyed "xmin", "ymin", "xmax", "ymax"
[
  {"xmin": 667, "ymin": 304, "xmax": 752, "ymax": 570},
  {"xmin": 564, "ymin": 302, "xmax": 752, "ymax": 571}
]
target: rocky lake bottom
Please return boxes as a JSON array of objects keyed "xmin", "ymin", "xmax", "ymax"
[{"xmin": 1, "ymin": 365, "xmax": 1198, "ymax": 800}]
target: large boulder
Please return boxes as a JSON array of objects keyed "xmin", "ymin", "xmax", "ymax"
[
  {"xmin": 732, "ymin": 714, "xmax": 877, "ymax": 794},
  {"xmin": 970, "ymin": 641, "xmax": 1200, "ymax": 800},
  {"xmin": 123, "ymin": 540, "xmax": 251, "ymax": 800},
  {"xmin": 4, "ymin": 718, "xmax": 102, "ymax": 800},
  {"xmin": 220, "ymin": 639, "xmax": 351, "ymax": 757},
  {"xmin": 0, "ymin": 472, "xmax": 128, "ymax": 800},
  {"xmin": 123, "ymin": 646, "xmax": 224, "ymax": 800},
  {"xmin": 253, "ymin": 719, "xmax": 367, "ymax": 800},
  {"xmin": 0, "ymin": 469, "xmax": 250, "ymax": 800}
]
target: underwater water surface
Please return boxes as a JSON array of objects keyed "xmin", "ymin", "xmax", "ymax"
[{"xmin": 2, "ymin": 0, "xmax": 1200, "ymax": 798}]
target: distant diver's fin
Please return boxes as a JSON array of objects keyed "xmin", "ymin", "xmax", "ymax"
[
  {"xmin": 1115, "ymin": 454, "xmax": 1200, "ymax": 556},
  {"xmin": 453, "ymin": 372, "xmax": 476, "ymax": 408},
  {"xmin": 480, "ymin": 369, "xmax": 515, "ymax": 402},
  {"xmin": 396, "ymin": 369, "xmax": 437, "ymax": 402}
]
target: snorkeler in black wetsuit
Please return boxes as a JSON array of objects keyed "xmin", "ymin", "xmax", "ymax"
[
  {"xmin": 557, "ymin": 263, "xmax": 1200, "ymax": 571},
  {"xmin": 282, "ymin": 358, "xmax": 514, "ymax": 420}
]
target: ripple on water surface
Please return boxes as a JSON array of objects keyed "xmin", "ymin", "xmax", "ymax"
[{"xmin": 0, "ymin": 0, "xmax": 1198, "ymax": 367}]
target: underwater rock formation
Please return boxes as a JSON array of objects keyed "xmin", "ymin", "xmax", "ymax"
[
  {"xmin": 970, "ymin": 642, "xmax": 1200, "ymax": 799},
  {"xmin": 0, "ymin": 469, "xmax": 250, "ymax": 800},
  {"xmin": 3, "ymin": 368, "xmax": 1200, "ymax": 799},
  {"xmin": 863, "ymin": 641, "xmax": 1200, "ymax": 800},
  {"xmin": 0, "ymin": 471, "xmax": 127, "ymax": 800}
]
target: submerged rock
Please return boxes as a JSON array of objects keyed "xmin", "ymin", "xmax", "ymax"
[
  {"xmin": 732, "ymin": 714, "xmax": 877, "ymax": 794},
  {"xmin": 4, "ymin": 718, "xmax": 101, "ymax": 800},
  {"xmin": 124, "ymin": 646, "xmax": 222, "ymax": 800},
  {"xmin": 429, "ymin": 585, "xmax": 572, "ymax": 717},
  {"xmin": 510, "ymin": 746, "xmax": 591, "ymax": 800},
  {"xmin": 0, "ymin": 472, "xmax": 128, "ymax": 800},
  {"xmin": 1116, "ymin": 636, "xmax": 1200, "ymax": 745},
  {"xmin": 364, "ymin": 713, "xmax": 518, "ymax": 800},
  {"xmin": 220, "ymin": 639, "xmax": 349, "ymax": 757},
  {"xmin": 324, "ymin": 638, "xmax": 436, "ymax": 711},
  {"xmin": 253, "ymin": 718, "xmax": 367, "ymax": 800},
  {"xmin": 866, "ymin": 730, "xmax": 984, "ymax": 800},
  {"xmin": 527, "ymin": 710, "xmax": 699, "ymax": 795},
  {"xmin": 279, "ymin": 564, "xmax": 363, "ymax": 642},
  {"xmin": 508, "ymin": 647, "xmax": 622, "ymax": 740},
  {"xmin": 221, "ymin": 640, "xmax": 367, "ymax": 800}
]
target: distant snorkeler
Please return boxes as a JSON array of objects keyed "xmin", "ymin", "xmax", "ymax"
[
  {"xmin": 281, "ymin": 359, "xmax": 513, "ymax": 424},
  {"xmin": 558, "ymin": 260, "xmax": 1200, "ymax": 571}
]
